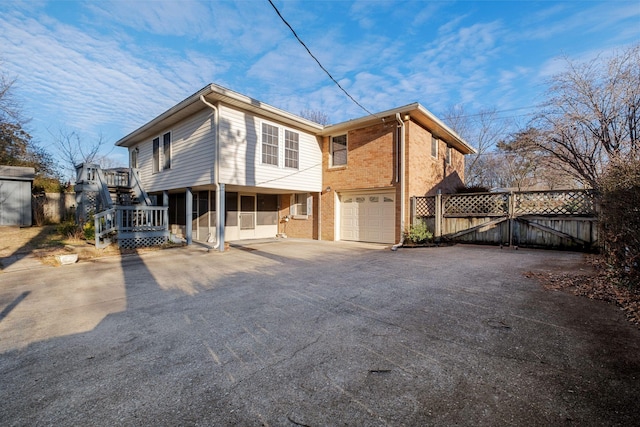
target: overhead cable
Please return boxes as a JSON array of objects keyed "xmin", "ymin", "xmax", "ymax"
[{"xmin": 267, "ymin": 0, "xmax": 376, "ymax": 118}]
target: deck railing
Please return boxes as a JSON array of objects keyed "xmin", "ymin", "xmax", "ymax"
[
  {"xmin": 95, "ymin": 205, "xmax": 169, "ymax": 249},
  {"xmin": 102, "ymin": 169, "xmax": 130, "ymax": 187}
]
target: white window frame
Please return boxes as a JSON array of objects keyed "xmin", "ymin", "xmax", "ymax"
[
  {"xmin": 152, "ymin": 131, "xmax": 171, "ymax": 173},
  {"xmin": 131, "ymin": 147, "xmax": 139, "ymax": 169},
  {"xmin": 445, "ymin": 145, "xmax": 452, "ymax": 165},
  {"xmin": 290, "ymin": 193, "xmax": 310, "ymax": 219},
  {"xmin": 431, "ymin": 136, "xmax": 438, "ymax": 159},
  {"xmin": 152, "ymin": 137, "xmax": 160, "ymax": 174},
  {"xmin": 331, "ymin": 134, "xmax": 347, "ymax": 167},
  {"xmin": 163, "ymin": 131, "xmax": 172, "ymax": 170},
  {"xmin": 284, "ymin": 129, "xmax": 299, "ymax": 169},
  {"xmin": 261, "ymin": 122, "xmax": 279, "ymax": 166}
]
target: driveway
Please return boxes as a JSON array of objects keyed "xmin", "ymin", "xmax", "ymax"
[{"xmin": 1, "ymin": 241, "xmax": 639, "ymax": 426}]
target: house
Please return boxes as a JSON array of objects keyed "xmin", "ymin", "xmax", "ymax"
[
  {"xmin": 114, "ymin": 83, "xmax": 475, "ymax": 250},
  {"xmin": 0, "ymin": 165, "xmax": 34, "ymax": 226}
]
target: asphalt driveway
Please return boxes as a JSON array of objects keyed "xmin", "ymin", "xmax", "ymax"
[{"xmin": 1, "ymin": 240, "xmax": 639, "ymax": 426}]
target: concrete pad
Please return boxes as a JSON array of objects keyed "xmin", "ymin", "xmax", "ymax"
[{"xmin": 0, "ymin": 242, "xmax": 638, "ymax": 425}]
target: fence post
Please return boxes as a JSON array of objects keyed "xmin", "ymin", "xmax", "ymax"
[
  {"xmin": 435, "ymin": 190, "xmax": 442, "ymax": 242},
  {"xmin": 410, "ymin": 196, "xmax": 416, "ymax": 226},
  {"xmin": 508, "ymin": 191, "xmax": 515, "ymax": 248}
]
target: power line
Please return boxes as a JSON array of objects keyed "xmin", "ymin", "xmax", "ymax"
[
  {"xmin": 267, "ymin": 0, "xmax": 376, "ymax": 118},
  {"xmin": 445, "ymin": 105, "xmax": 542, "ymax": 120}
]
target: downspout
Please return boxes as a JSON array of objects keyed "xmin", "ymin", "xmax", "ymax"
[
  {"xmin": 391, "ymin": 113, "xmax": 406, "ymax": 251},
  {"xmin": 200, "ymin": 95, "xmax": 223, "ymax": 251}
]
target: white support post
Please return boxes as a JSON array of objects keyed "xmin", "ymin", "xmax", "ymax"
[
  {"xmin": 186, "ymin": 187, "xmax": 193, "ymax": 245},
  {"xmin": 217, "ymin": 183, "xmax": 225, "ymax": 252}
]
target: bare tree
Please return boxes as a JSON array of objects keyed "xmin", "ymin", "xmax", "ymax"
[
  {"xmin": 0, "ymin": 72, "xmax": 22, "ymax": 124},
  {"xmin": 494, "ymin": 129, "xmax": 542, "ymax": 190},
  {"xmin": 50, "ymin": 127, "xmax": 113, "ymax": 179},
  {"xmin": 443, "ymin": 105, "xmax": 507, "ymax": 188},
  {"xmin": 532, "ymin": 44, "xmax": 640, "ymax": 189},
  {"xmin": 1, "ymin": 68, "xmax": 58, "ymax": 181},
  {"xmin": 299, "ymin": 108, "xmax": 330, "ymax": 126}
]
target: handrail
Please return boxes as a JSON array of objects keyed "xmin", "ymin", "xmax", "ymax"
[
  {"xmin": 117, "ymin": 205, "xmax": 168, "ymax": 232},
  {"xmin": 94, "ymin": 208, "xmax": 117, "ymax": 249},
  {"xmin": 94, "ymin": 167, "xmax": 114, "ymax": 211},
  {"xmin": 129, "ymin": 168, "xmax": 152, "ymax": 206},
  {"xmin": 94, "ymin": 206, "xmax": 169, "ymax": 249},
  {"xmin": 102, "ymin": 169, "xmax": 130, "ymax": 187}
]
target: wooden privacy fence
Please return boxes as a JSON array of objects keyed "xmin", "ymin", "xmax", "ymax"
[{"xmin": 411, "ymin": 190, "xmax": 598, "ymax": 250}]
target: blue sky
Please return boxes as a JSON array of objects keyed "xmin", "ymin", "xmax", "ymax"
[{"xmin": 1, "ymin": 0, "xmax": 639, "ymax": 169}]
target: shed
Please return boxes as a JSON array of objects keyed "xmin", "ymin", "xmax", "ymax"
[{"xmin": 0, "ymin": 165, "xmax": 34, "ymax": 226}]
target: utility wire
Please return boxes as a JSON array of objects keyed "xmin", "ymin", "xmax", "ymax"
[{"xmin": 267, "ymin": 0, "xmax": 376, "ymax": 118}]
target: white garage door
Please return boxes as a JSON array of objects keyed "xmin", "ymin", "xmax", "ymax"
[{"xmin": 340, "ymin": 192, "xmax": 396, "ymax": 244}]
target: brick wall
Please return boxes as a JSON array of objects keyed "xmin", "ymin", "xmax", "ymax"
[
  {"xmin": 320, "ymin": 122, "xmax": 400, "ymax": 241},
  {"xmin": 406, "ymin": 121, "xmax": 465, "ymax": 197},
  {"xmin": 278, "ymin": 193, "xmax": 318, "ymax": 239},
  {"xmin": 319, "ymin": 119, "xmax": 466, "ymax": 242}
]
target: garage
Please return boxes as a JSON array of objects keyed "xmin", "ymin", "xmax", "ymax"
[{"xmin": 340, "ymin": 191, "xmax": 396, "ymax": 244}]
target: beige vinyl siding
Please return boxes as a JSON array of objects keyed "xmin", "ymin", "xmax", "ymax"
[
  {"xmin": 139, "ymin": 109, "xmax": 214, "ymax": 193},
  {"xmin": 218, "ymin": 105, "xmax": 321, "ymax": 192}
]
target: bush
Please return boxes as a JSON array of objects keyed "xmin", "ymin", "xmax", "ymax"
[
  {"xmin": 57, "ymin": 220, "xmax": 83, "ymax": 240},
  {"xmin": 404, "ymin": 221, "xmax": 433, "ymax": 244},
  {"xmin": 598, "ymin": 156, "xmax": 640, "ymax": 288},
  {"xmin": 82, "ymin": 217, "xmax": 95, "ymax": 241}
]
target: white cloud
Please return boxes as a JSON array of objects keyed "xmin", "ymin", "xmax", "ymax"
[{"xmin": 0, "ymin": 7, "xmax": 228, "ymax": 142}]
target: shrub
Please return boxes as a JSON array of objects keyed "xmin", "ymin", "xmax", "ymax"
[
  {"xmin": 405, "ymin": 221, "xmax": 433, "ymax": 244},
  {"xmin": 57, "ymin": 220, "xmax": 83, "ymax": 240},
  {"xmin": 82, "ymin": 217, "xmax": 95, "ymax": 241},
  {"xmin": 598, "ymin": 156, "xmax": 640, "ymax": 288}
]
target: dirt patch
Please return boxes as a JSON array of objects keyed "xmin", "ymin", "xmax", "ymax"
[
  {"xmin": 526, "ymin": 256, "xmax": 640, "ymax": 326},
  {"xmin": 0, "ymin": 225, "xmax": 182, "ymax": 267}
]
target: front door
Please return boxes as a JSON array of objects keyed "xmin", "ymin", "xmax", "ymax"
[{"xmin": 239, "ymin": 194, "xmax": 256, "ymax": 239}]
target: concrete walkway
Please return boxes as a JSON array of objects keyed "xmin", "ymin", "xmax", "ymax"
[{"xmin": 1, "ymin": 241, "xmax": 639, "ymax": 426}]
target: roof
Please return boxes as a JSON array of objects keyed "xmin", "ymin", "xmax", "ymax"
[
  {"xmin": 0, "ymin": 165, "xmax": 35, "ymax": 181},
  {"xmin": 115, "ymin": 83, "xmax": 476, "ymax": 155},
  {"xmin": 321, "ymin": 103, "xmax": 476, "ymax": 155},
  {"xmin": 115, "ymin": 83, "xmax": 324, "ymax": 147}
]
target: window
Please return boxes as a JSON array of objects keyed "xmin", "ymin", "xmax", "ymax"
[
  {"xmin": 331, "ymin": 134, "xmax": 347, "ymax": 166},
  {"xmin": 445, "ymin": 145, "xmax": 452, "ymax": 165},
  {"xmin": 257, "ymin": 194, "xmax": 278, "ymax": 225},
  {"xmin": 225, "ymin": 192, "xmax": 238, "ymax": 226},
  {"xmin": 431, "ymin": 136, "xmax": 438, "ymax": 159},
  {"xmin": 262, "ymin": 123, "xmax": 279, "ymax": 166},
  {"xmin": 152, "ymin": 137, "xmax": 160, "ymax": 173},
  {"xmin": 284, "ymin": 130, "xmax": 299, "ymax": 169},
  {"xmin": 152, "ymin": 132, "xmax": 171, "ymax": 173},
  {"xmin": 131, "ymin": 147, "xmax": 138, "ymax": 169},
  {"xmin": 163, "ymin": 132, "xmax": 171, "ymax": 170},
  {"xmin": 291, "ymin": 193, "xmax": 310, "ymax": 217}
]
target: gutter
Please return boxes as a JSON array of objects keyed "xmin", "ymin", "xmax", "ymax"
[
  {"xmin": 391, "ymin": 113, "xmax": 406, "ymax": 251},
  {"xmin": 199, "ymin": 95, "xmax": 224, "ymax": 252}
]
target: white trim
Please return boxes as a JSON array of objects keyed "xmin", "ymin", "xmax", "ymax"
[
  {"xmin": 431, "ymin": 136, "xmax": 438, "ymax": 159},
  {"xmin": 260, "ymin": 121, "xmax": 280, "ymax": 167},
  {"xmin": 330, "ymin": 134, "xmax": 348, "ymax": 167},
  {"xmin": 290, "ymin": 192, "xmax": 310, "ymax": 219}
]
